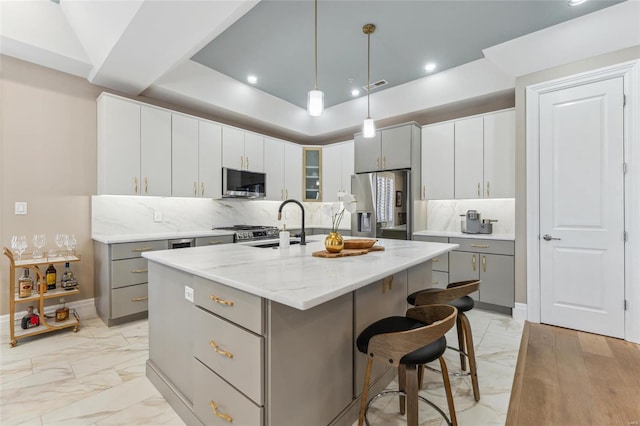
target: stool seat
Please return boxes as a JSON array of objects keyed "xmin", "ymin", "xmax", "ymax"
[
  {"xmin": 356, "ymin": 316, "xmax": 447, "ymax": 365},
  {"xmin": 407, "ymin": 290, "xmax": 475, "ymax": 313}
]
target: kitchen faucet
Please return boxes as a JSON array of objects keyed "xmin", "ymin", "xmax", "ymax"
[{"xmin": 277, "ymin": 199, "xmax": 305, "ymax": 245}]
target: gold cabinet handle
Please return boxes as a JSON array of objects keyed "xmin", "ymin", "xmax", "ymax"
[
  {"xmin": 470, "ymin": 244, "xmax": 490, "ymax": 248},
  {"xmin": 209, "ymin": 401, "xmax": 233, "ymax": 423},
  {"xmin": 201, "ymin": 182, "xmax": 205, "ymax": 197},
  {"xmin": 144, "ymin": 177, "xmax": 148, "ymax": 194},
  {"xmin": 193, "ymin": 181, "xmax": 197, "ymax": 197},
  {"xmin": 281, "ymin": 188, "xmax": 284, "ymax": 200},
  {"xmin": 246, "ymin": 156, "xmax": 249, "ymax": 169},
  {"xmin": 208, "ymin": 241, "xmax": 223, "ymax": 245},
  {"xmin": 131, "ymin": 296, "xmax": 148, "ymax": 302},
  {"xmin": 134, "ymin": 177, "xmax": 138, "ymax": 194},
  {"xmin": 285, "ymin": 189, "xmax": 288, "ymax": 199},
  {"xmin": 131, "ymin": 268, "xmax": 148, "ymax": 273},
  {"xmin": 210, "ymin": 294, "xmax": 234, "ymax": 307},
  {"xmin": 482, "ymin": 255, "xmax": 487, "ymax": 273},
  {"xmin": 131, "ymin": 247, "xmax": 154, "ymax": 252},
  {"xmin": 486, "ymin": 181, "xmax": 490, "ymax": 197},
  {"xmin": 433, "ymin": 281, "xmax": 439, "ymax": 285},
  {"xmin": 472, "ymin": 254, "xmax": 477, "ymax": 272},
  {"xmin": 376, "ymin": 156, "xmax": 380, "ymax": 169},
  {"xmin": 240, "ymin": 155, "xmax": 244, "ymax": 169},
  {"xmin": 383, "ymin": 156, "xmax": 386, "ymax": 169},
  {"xmin": 388, "ymin": 275, "xmax": 393, "ymax": 290},
  {"xmin": 209, "ymin": 339, "xmax": 234, "ymax": 359},
  {"xmin": 432, "ymin": 258, "xmax": 439, "ymax": 263},
  {"xmin": 477, "ymin": 182, "xmax": 481, "ymax": 197},
  {"xmin": 381, "ymin": 275, "xmax": 394, "ymax": 293},
  {"xmin": 422, "ymin": 185, "xmax": 426, "ymax": 199}
]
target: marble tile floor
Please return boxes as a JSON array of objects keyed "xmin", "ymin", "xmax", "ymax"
[{"xmin": 0, "ymin": 309, "xmax": 522, "ymax": 426}]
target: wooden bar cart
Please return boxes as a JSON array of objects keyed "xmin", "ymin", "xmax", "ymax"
[{"xmin": 3, "ymin": 248, "xmax": 81, "ymax": 347}]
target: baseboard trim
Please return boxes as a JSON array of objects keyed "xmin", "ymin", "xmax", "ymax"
[
  {"xmin": 512, "ymin": 303, "xmax": 528, "ymax": 322},
  {"xmin": 0, "ymin": 297, "xmax": 97, "ymax": 327}
]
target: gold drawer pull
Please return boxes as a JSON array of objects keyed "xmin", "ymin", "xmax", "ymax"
[
  {"xmin": 432, "ymin": 258, "xmax": 439, "ymax": 263},
  {"xmin": 134, "ymin": 177, "xmax": 138, "ymax": 194},
  {"xmin": 433, "ymin": 281, "xmax": 439, "ymax": 285},
  {"xmin": 209, "ymin": 401, "xmax": 233, "ymax": 423},
  {"xmin": 131, "ymin": 296, "xmax": 148, "ymax": 302},
  {"xmin": 144, "ymin": 177, "xmax": 148, "ymax": 194},
  {"xmin": 131, "ymin": 269, "xmax": 148, "ymax": 273},
  {"xmin": 470, "ymin": 244, "xmax": 490, "ymax": 248},
  {"xmin": 131, "ymin": 247, "xmax": 154, "ymax": 252},
  {"xmin": 209, "ymin": 340, "xmax": 234, "ymax": 359},
  {"xmin": 210, "ymin": 294, "xmax": 234, "ymax": 307},
  {"xmin": 482, "ymin": 255, "xmax": 487, "ymax": 272},
  {"xmin": 472, "ymin": 254, "xmax": 477, "ymax": 272},
  {"xmin": 208, "ymin": 241, "xmax": 223, "ymax": 245}
]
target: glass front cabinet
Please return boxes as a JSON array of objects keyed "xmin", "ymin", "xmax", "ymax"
[{"xmin": 303, "ymin": 147, "xmax": 322, "ymax": 201}]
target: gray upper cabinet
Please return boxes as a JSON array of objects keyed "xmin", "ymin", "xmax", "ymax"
[{"xmin": 354, "ymin": 123, "xmax": 417, "ymax": 173}]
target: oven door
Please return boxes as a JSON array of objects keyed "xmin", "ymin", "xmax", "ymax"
[{"xmin": 168, "ymin": 238, "xmax": 195, "ymax": 249}]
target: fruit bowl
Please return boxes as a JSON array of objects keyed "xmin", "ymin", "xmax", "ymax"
[{"xmin": 343, "ymin": 239, "xmax": 377, "ymax": 249}]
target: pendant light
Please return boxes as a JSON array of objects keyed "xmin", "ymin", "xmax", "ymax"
[
  {"xmin": 362, "ymin": 23, "xmax": 376, "ymax": 138},
  {"xmin": 307, "ymin": 0, "xmax": 324, "ymax": 116}
]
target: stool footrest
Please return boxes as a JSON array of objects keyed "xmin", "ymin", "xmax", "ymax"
[
  {"xmin": 364, "ymin": 390, "xmax": 453, "ymax": 426},
  {"xmin": 425, "ymin": 364, "xmax": 472, "ymax": 377}
]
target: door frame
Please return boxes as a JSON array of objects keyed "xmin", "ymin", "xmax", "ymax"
[{"xmin": 525, "ymin": 60, "xmax": 640, "ymax": 343}]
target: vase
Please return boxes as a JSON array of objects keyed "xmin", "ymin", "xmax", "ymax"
[{"xmin": 324, "ymin": 232, "xmax": 344, "ymax": 253}]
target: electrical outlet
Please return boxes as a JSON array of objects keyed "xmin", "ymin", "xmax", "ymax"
[
  {"xmin": 15, "ymin": 202, "xmax": 27, "ymax": 215},
  {"xmin": 153, "ymin": 210, "xmax": 163, "ymax": 222},
  {"xmin": 184, "ymin": 286, "xmax": 194, "ymax": 302}
]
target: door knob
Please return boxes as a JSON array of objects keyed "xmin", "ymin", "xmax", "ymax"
[{"xmin": 543, "ymin": 234, "xmax": 561, "ymax": 241}]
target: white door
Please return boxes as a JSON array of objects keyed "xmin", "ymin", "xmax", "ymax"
[
  {"xmin": 539, "ymin": 77, "xmax": 625, "ymax": 338},
  {"xmin": 222, "ymin": 127, "xmax": 245, "ymax": 170}
]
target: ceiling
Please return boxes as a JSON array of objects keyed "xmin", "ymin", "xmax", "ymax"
[
  {"xmin": 192, "ymin": 0, "xmax": 623, "ymax": 109},
  {"xmin": 1, "ymin": 0, "xmax": 638, "ymax": 143}
]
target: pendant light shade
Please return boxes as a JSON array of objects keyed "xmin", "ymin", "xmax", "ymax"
[
  {"xmin": 362, "ymin": 23, "xmax": 376, "ymax": 138},
  {"xmin": 307, "ymin": 0, "xmax": 324, "ymax": 117}
]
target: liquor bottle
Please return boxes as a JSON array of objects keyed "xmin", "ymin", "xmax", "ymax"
[
  {"xmin": 21, "ymin": 306, "xmax": 40, "ymax": 329},
  {"xmin": 18, "ymin": 268, "xmax": 33, "ymax": 298},
  {"xmin": 61, "ymin": 262, "xmax": 78, "ymax": 290},
  {"xmin": 46, "ymin": 263, "xmax": 57, "ymax": 290}
]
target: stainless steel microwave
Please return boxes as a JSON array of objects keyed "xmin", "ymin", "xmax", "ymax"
[{"xmin": 222, "ymin": 167, "xmax": 266, "ymax": 198}]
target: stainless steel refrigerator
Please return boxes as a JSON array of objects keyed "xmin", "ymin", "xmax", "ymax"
[{"xmin": 351, "ymin": 170, "xmax": 411, "ymax": 240}]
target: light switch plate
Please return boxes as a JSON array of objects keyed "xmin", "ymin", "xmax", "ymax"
[
  {"xmin": 153, "ymin": 210, "xmax": 162, "ymax": 222},
  {"xmin": 184, "ymin": 286, "xmax": 194, "ymax": 302},
  {"xmin": 15, "ymin": 202, "xmax": 27, "ymax": 215}
]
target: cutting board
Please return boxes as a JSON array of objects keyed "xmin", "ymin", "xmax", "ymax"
[{"xmin": 312, "ymin": 246, "xmax": 385, "ymax": 258}]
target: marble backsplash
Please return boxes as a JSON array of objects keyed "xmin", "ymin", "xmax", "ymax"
[
  {"xmin": 91, "ymin": 195, "xmax": 350, "ymax": 236},
  {"xmin": 425, "ymin": 198, "xmax": 515, "ymax": 234}
]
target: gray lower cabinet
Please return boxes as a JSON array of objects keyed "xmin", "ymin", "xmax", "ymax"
[
  {"xmin": 195, "ymin": 235, "xmax": 234, "ymax": 246},
  {"xmin": 94, "ymin": 239, "xmax": 168, "ymax": 326}
]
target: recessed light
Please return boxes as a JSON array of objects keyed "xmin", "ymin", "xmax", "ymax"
[
  {"xmin": 424, "ymin": 63, "xmax": 437, "ymax": 73},
  {"xmin": 351, "ymin": 89, "xmax": 360, "ymax": 96},
  {"xmin": 247, "ymin": 75, "xmax": 257, "ymax": 84},
  {"xmin": 568, "ymin": 0, "xmax": 587, "ymax": 5}
]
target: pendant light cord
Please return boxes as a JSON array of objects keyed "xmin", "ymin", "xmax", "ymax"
[
  {"xmin": 314, "ymin": 0, "xmax": 318, "ymax": 90},
  {"xmin": 367, "ymin": 29, "xmax": 371, "ymax": 119}
]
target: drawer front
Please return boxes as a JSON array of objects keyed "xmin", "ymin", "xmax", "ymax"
[
  {"xmin": 432, "ymin": 271, "xmax": 449, "ymax": 289},
  {"xmin": 431, "ymin": 252, "xmax": 449, "ymax": 272},
  {"xmin": 111, "ymin": 258, "xmax": 148, "ymax": 289},
  {"xmin": 111, "ymin": 283, "xmax": 148, "ymax": 318},
  {"xmin": 414, "ymin": 235, "xmax": 448, "ymax": 244},
  {"xmin": 193, "ymin": 307, "xmax": 263, "ymax": 404},
  {"xmin": 111, "ymin": 240, "xmax": 168, "ymax": 260},
  {"xmin": 195, "ymin": 235, "xmax": 234, "ymax": 247},
  {"xmin": 449, "ymin": 238, "xmax": 514, "ymax": 255},
  {"xmin": 193, "ymin": 276, "xmax": 263, "ymax": 335},
  {"xmin": 193, "ymin": 359, "xmax": 263, "ymax": 426}
]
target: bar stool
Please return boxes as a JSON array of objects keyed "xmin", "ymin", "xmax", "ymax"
[
  {"xmin": 357, "ymin": 304, "xmax": 458, "ymax": 426},
  {"xmin": 407, "ymin": 280, "xmax": 481, "ymax": 401}
]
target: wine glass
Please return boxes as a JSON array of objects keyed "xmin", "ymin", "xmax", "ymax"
[
  {"xmin": 55, "ymin": 233, "xmax": 66, "ymax": 256},
  {"xmin": 32, "ymin": 234, "xmax": 46, "ymax": 258},
  {"xmin": 65, "ymin": 234, "xmax": 77, "ymax": 256},
  {"xmin": 12, "ymin": 235, "xmax": 27, "ymax": 260}
]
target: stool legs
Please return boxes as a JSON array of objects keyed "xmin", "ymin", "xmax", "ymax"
[
  {"xmin": 459, "ymin": 312, "xmax": 480, "ymax": 401},
  {"xmin": 358, "ymin": 358, "xmax": 374, "ymax": 426},
  {"xmin": 456, "ymin": 316, "xmax": 467, "ymax": 371},
  {"xmin": 439, "ymin": 357, "xmax": 458, "ymax": 426},
  {"xmin": 398, "ymin": 365, "xmax": 406, "ymax": 415},
  {"xmin": 405, "ymin": 365, "xmax": 419, "ymax": 426}
]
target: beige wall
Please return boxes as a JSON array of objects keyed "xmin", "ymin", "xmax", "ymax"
[{"xmin": 513, "ymin": 45, "xmax": 640, "ymax": 304}]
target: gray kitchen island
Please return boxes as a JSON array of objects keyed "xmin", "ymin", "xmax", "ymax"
[{"xmin": 143, "ymin": 236, "xmax": 457, "ymax": 426}]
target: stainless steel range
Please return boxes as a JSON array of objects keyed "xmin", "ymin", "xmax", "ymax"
[{"xmin": 213, "ymin": 225, "xmax": 280, "ymax": 243}]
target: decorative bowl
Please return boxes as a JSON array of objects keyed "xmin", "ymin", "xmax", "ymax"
[{"xmin": 343, "ymin": 239, "xmax": 377, "ymax": 249}]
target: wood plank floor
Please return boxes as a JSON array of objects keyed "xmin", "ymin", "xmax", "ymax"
[{"xmin": 507, "ymin": 322, "xmax": 640, "ymax": 426}]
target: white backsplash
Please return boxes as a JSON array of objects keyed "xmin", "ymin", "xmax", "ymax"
[
  {"xmin": 91, "ymin": 195, "xmax": 349, "ymax": 236},
  {"xmin": 426, "ymin": 198, "xmax": 515, "ymax": 234}
]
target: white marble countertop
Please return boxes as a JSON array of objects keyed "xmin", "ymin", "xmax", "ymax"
[
  {"xmin": 413, "ymin": 230, "xmax": 515, "ymax": 241},
  {"xmin": 143, "ymin": 236, "xmax": 458, "ymax": 311},
  {"xmin": 92, "ymin": 230, "xmax": 236, "ymax": 244}
]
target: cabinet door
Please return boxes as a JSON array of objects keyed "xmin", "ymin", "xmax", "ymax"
[
  {"xmin": 421, "ymin": 122, "xmax": 454, "ymax": 200},
  {"xmin": 381, "ymin": 125, "xmax": 411, "ymax": 170},
  {"xmin": 322, "ymin": 144, "xmax": 342, "ymax": 202},
  {"xmin": 354, "ymin": 272, "xmax": 408, "ymax": 397},
  {"xmin": 264, "ymin": 138, "xmax": 285, "ymax": 201},
  {"xmin": 454, "ymin": 117, "xmax": 484, "ymax": 199},
  {"xmin": 172, "ymin": 114, "xmax": 199, "ymax": 197},
  {"xmin": 303, "ymin": 147, "xmax": 322, "ymax": 201},
  {"xmin": 354, "ymin": 133, "xmax": 381, "ymax": 173},
  {"xmin": 222, "ymin": 127, "xmax": 245, "ymax": 170},
  {"xmin": 341, "ymin": 141, "xmax": 354, "ymax": 194},
  {"xmin": 283, "ymin": 142, "xmax": 302, "ymax": 201},
  {"xmin": 479, "ymin": 253, "xmax": 514, "ymax": 307},
  {"xmin": 198, "ymin": 120, "xmax": 222, "ymax": 199},
  {"xmin": 448, "ymin": 251, "xmax": 480, "ymax": 300},
  {"xmin": 140, "ymin": 106, "xmax": 171, "ymax": 196},
  {"xmin": 97, "ymin": 96, "xmax": 140, "ymax": 195},
  {"xmin": 244, "ymin": 132, "xmax": 264, "ymax": 172},
  {"xmin": 483, "ymin": 110, "xmax": 515, "ymax": 198}
]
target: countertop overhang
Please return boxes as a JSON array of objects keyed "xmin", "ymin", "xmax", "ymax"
[{"xmin": 143, "ymin": 236, "xmax": 458, "ymax": 310}]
